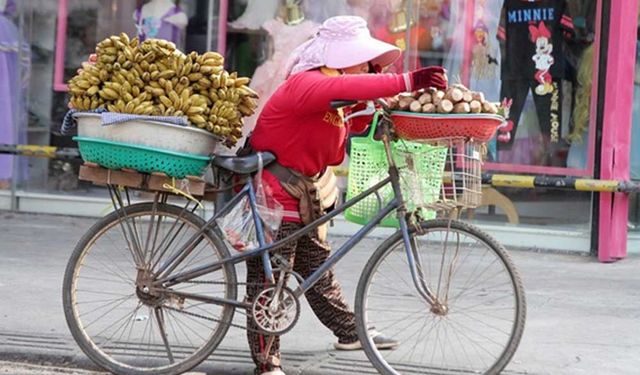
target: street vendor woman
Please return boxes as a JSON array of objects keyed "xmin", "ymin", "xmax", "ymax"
[{"xmin": 244, "ymin": 15, "xmax": 447, "ymax": 375}]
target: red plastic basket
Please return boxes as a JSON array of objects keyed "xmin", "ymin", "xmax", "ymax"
[{"xmin": 390, "ymin": 111, "xmax": 505, "ymax": 142}]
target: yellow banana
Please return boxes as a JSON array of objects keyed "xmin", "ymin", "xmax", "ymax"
[
  {"xmin": 235, "ymin": 77, "xmax": 250, "ymax": 87},
  {"xmin": 125, "ymin": 101, "xmax": 135, "ymax": 113},
  {"xmin": 75, "ymin": 79, "xmax": 91, "ymax": 90},
  {"xmin": 187, "ymin": 106, "xmax": 205, "ymax": 116},
  {"xmin": 159, "ymin": 95, "xmax": 173, "ymax": 108},
  {"xmin": 169, "ymin": 91, "xmax": 181, "ymax": 108},
  {"xmin": 86, "ymin": 85, "xmax": 100, "ymax": 96},
  {"xmin": 189, "ymin": 114, "xmax": 206, "ymax": 125},
  {"xmin": 158, "ymin": 70, "xmax": 176, "ymax": 80}
]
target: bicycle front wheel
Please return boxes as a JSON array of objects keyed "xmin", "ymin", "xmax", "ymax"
[
  {"xmin": 355, "ymin": 219, "xmax": 526, "ymax": 375},
  {"xmin": 63, "ymin": 203, "xmax": 237, "ymax": 375}
]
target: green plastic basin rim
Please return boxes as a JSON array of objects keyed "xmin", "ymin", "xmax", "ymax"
[{"xmin": 72, "ymin": 136, "xmax": 212, "ymax": 161}]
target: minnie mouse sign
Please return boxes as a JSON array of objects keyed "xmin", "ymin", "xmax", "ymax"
[{"xmin": 529, "ymin": 21, "xmax": 555, "ymax": 95}]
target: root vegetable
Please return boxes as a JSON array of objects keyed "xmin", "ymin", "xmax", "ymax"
[
  {"xmin": 451, "ymin": 83, "xmax": 470, "ymax": 92},
  {"xmin": 422, "ymin": 103, "xmax": 436, "ymax": 113},
  {"xmin": 437, "ymin": 99, "xmax": 454, "ymax": 113},
  {"xmin": 453, "ymin": 102, "xmax": 471, "ymax": 113},
  {"xmin": 470, "ymin": 100, "xmax": 482, "ymax": 113},
  {"xmin": 482, "ymin": 101, "xmax": 498, "ymax": 114},
  {"xmin": 432, "ymin": 90, "xmax": 445, "ymax": 106},
  {"xmin": 445, "ymin": 87, "xmax": 464, "ymax": 102},
  {"xmin": 462, "ymin": 91, "xmax": 473, "ymax": 103},
  {"xmin": 418, "ymin": 93, "xmax": 432, "ymax": 104},
  {"xmin": 398, "ymin": 97, "xmax": 413, "ymax": 110},
  {"xmin": 409, "ymin": 100, "xmax": 422, "ymax": 112},
  {"xmin": 471, "ymin": 91, "xmax": 485, "ymax": 103},
  {"xmin": 387, "ymin": 97, "xmax": 399, "ymax": 110}
]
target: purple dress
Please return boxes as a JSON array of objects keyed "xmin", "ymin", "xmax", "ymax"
[
  {"xmin": 134, "ymin": 5, "xmax": 184, "ymax": 46},
  {"xmin": 0, "ymin": 0, "xmax": 27, "ymax": 182}
]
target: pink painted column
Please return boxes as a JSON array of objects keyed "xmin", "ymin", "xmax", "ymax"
[
  {"xmin": 216, "ymin": 0, "xmax": 229, "ymax": 56},
  {"xmin": 597, "ymin": 0, "xmax": 639, "ymax": 262},
  {"xmin": 460, "ymin": 0, "xmax": 476, "ymax": 86},
  {"xmin": 53, "ymin": 0, "xmax": 69, "ymax": 91}
]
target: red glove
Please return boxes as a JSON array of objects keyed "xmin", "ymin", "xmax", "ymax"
[{"xmin": 407, "ymin": 66, "xmax": 448, "ymax": 91}]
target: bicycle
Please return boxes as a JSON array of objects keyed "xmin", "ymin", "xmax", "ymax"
[{"xmin": 62, "ymin": 99, "xmax": 526, "ymax": 375}]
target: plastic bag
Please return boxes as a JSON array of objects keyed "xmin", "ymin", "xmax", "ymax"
[{"xmin": 217, "ymin": 154, "xmax": 284, "ymax": 251}]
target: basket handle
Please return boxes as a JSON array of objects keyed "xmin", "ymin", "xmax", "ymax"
[{"xmin": 365, "ymin": 111, "xmax": 381, "ymax": 141}]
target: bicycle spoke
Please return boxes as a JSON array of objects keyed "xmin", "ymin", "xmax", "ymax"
[
  {"xmin": 65, "ymin": 203, "xmax": 237, "ymax": 373},
  {"xmin": 154, "ymin": 307, "xmax": 175, "ymax": 364},
  {"xmin": 359, "ymin": 222, "xmax": 524, "ymax": 375}
]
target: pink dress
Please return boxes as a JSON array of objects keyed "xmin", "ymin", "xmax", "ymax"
[{"xmin": 242, "ymin": 19, "xmax": 318, "ymax": 136}]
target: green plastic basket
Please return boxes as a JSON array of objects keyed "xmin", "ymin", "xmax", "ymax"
[
  {"xmin": 74, "ymin": 136, "xmax": 210, "ymax": 178},
  {"xmin": 345, "ymin": 113, "xmax": 448, "ymax": 228}
]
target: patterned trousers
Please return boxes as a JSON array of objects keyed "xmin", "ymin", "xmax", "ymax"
[{"xmin": 246, "ymin": 222, "xmax": 358, "ymax": 372}]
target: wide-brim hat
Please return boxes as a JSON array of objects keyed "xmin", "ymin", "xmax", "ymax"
[
  {"xmin": 323, "ymin": 16, "xmax": 400, "ymax": 69},
  {"xmin": 286, "ymin": 16, "xmax": 401, "ymax": 76}
]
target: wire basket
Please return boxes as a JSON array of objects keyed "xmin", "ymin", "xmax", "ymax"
[
  {"xmin": 391, "ymin": 111, "xmax": 505, "ymax": 142},
  {"xmin": 418, "ymin": 137, "xmax": 485, "ymax": 211}
]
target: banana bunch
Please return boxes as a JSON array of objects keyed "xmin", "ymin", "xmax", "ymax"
[{"xmin": 68, "ymin": 33, "xmax": 259, "ymax": 146}]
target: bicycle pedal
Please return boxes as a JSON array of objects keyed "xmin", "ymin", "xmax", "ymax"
[{"xmin": 271, "ymin": 254, "xmax": 292, "ymax": 271}]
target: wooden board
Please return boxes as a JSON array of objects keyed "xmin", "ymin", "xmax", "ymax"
[{"xmin": 79, "ymin": 163, "xmax": 208, "ymax": 198}]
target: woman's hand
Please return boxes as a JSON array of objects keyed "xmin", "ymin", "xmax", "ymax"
[{"xmin": 408, "ymin": 66, "xmax": 448, "ymax": 91}]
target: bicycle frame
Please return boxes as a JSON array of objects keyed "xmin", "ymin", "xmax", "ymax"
[{"xmin": 152, "ymin": 111, "xmax": 440, "ymax": 308}]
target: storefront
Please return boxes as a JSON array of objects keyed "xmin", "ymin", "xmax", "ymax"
[{"xmin": 0, "ymin": 0, "xmax": 637, "ymax": 257}]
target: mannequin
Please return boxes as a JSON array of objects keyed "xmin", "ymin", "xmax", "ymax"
[
  {"xmin": 134, "ymin": 0, "xmax": 187, "ymax": 48},
  {"xmin": 241, "ymin": 17, "xmax": 318, "ymax": 139},
  {"xmin": 229, "ymin": 0, "xmax": 279, "ymax": 30},
  {"xmin": 304, "ymin": 0, "xmax": 351, "ymax": 23}
]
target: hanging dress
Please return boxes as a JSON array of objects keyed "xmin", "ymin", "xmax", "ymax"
[
  {"xmin": 241, "ymin": 19, "xmax": 318, "ymax": 137},
  {"xmin": 228, "ymin": 0, "xmax": 280, "ymax": 30},
  {"xmin": 0, "ymin": 0, "xmax": 28, "ymax": 183}
]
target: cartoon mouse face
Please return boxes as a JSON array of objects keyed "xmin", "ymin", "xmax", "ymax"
[{"xmin": 536, "ymin": 37, "xmax": 553, "ymax": 55}]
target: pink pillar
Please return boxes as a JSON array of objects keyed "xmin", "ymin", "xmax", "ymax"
[
  {"xmin": 217, "ymin": 0, "xmax": 229, "ymax": 56},
  {"xmin": 460, "ymin": 0, "xmax": 476, "ymax": 86},
  {"xmin": 53, "ymin": 0, "xmax": 69, "ymax": 91},
  {"xmin": 597, "ymin": 0, "xmax": 639, "ymax": 262}
]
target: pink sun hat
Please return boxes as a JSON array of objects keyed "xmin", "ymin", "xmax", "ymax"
[{"xmin": 286, "ymin": 16, "xmax": 401, "ymax": 76}]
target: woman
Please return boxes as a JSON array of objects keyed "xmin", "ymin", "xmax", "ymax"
[{"xmin": 246, "ymin": 15, "xmax": 447, "ymax": 375}]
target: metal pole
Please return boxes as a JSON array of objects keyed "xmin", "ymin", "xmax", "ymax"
[
  {"xmin": 206, "ymin": 0, "xmax": 215, "ymax": 51},
  {"xmin": 10, "ymin": 0, "xmax": 27, "ymax": 211}
]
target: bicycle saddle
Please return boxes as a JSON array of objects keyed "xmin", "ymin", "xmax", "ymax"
[{"xmin": 212, "ymin": 152, "xmax": 276, "ymax": 174}]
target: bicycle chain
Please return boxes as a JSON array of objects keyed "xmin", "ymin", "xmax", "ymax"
[
  {"xmin": 164, "ymin": 280, "xmax": 273, "ymax": 334},
  {"xmin": 162, "ymin": 304, "xmax": 253, "ymax": 332}
]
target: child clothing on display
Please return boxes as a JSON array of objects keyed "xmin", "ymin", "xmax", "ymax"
[
  {"xmin": 497, "ymin": 0, "xmax": 573, "ymax": 159},
  {"xmin": 304, "ymin": 0, "xmax": 352, "ymax": 23},
  {"xmin": 229, "ymin": 0, "xmax": 280, "ymax": 30},
  {"xmin": 135, "ymin": 0, "xmax": 188, "ymax": 48},
  {"xmin": 495, "ymin": 95, "xmax": 543, "ymax": 165},
  {"xmin": 444, "ymin": 0, "xmax": 503, "ymax": 102},
  {"xmin": 242, "ymin": 19, "xmax": 318, "ymax": 138}
]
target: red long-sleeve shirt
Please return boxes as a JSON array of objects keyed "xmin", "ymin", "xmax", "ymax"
[{"xmin": 250, "ymin": 69, "xmax": 409, "ymax": 221}]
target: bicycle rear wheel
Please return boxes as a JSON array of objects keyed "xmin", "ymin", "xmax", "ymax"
[
  {"xmin": 62, "ymin": 202, "xmax": 237, "ymax": 375},
  {"xmin": 355, "ymin": 219, "xmax": 526, "ymax": 375}
]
